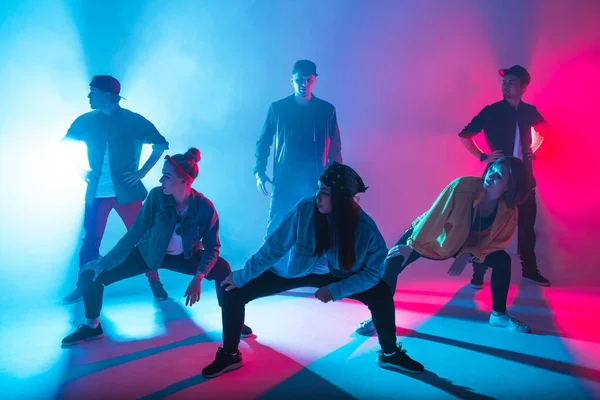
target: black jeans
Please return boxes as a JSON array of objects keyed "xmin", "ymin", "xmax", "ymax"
[
  {"xmin": 221, "ymin": 271, "xmax": 398, "ymax": 354},
  {"xmin": 383, "ymin": 227, "xmax": 512, "ymax": 313},
  {"xmin": 474, "ymin": 189, "xmax": 538, "ymax": 279},
  {"xmin": 81, "ymin": 247, "xmax": 231, "ymax": 319},
  {"xmin": 517, "ymin": 189, "xmax": 538, "ymax": 273}
]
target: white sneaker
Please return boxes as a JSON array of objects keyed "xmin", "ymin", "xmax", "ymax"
[
  {"xmin": 489, "ymin": 312, "xmax": 530, "ymax": 333},
  {"xmin": 355, "ymin": 318, "xmax": 376, "ymax": 335}
]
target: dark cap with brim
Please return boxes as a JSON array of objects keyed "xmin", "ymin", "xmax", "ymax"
[
  {"xmin": 498, "ymin": 65, "xmax": 531, "ymax": 85},
  {"xmin": 90, "ymin": 75, "xmax": 126, "ymax": 99},
  {"xmin": 292, "ymin": 60, "xmax": 318, "ymax": 77}
]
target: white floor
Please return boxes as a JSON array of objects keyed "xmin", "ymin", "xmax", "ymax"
[{"xmin": 1, "ymin": 255, "xmax": 599, "ymax": 400}]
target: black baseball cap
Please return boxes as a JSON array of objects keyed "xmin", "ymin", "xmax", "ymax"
[
  {"xmin": 90, "ymin": 75, "xmax": 126, "ymax": 98},
  {"xmin": 292, "ymin": 60, "xmax": 318, "ymax": 77},
  {"xmin": 498, "ymin": 65, "xmax": 531, "ymax": 85}
]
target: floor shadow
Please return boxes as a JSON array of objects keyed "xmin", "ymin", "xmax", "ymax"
[
  {"xmin": 509, "ymin": 281, "xmax": 599, "ymax": 395},
  {"xmin": 408, "ymin": 370, "xmax": 495, "ymax": 400},
  {"xmin": 55, "ymin": 299, "xmax": 215, "ymax": 399},
  {"xmin": 278, "ymin": 286, "xmax": 495, "ymax": 399},
  {"xmin": 254, "ymin": 338, "xmax": 365, "ymax": 400},
  {"xmin": 388, "ymin": 283, "xmax": 600, "ymax": 386},
  {"xmin": 138, "ymin": 373, "xmax": 209, "ymax": 400}
]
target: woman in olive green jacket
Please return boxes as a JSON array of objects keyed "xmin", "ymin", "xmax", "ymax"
[{"xmin": 357, "ymin": 156, "xmax": 533, "ymax": 335}]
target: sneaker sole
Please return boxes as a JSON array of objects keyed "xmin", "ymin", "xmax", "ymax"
[
  {"xmin": 489, "ymin": 322, "xmax": 530, "ymax": 333},
  {"xmin": 377, "ymin": 358, "xmax": 424, "ymax": 374},
  {"xmin": 470, "ymin": 283, "xmax": 484, "ymax": 290},
  {"xmin": 154, "ymin": 297, "xmax": 169, "ymax": 302},
  {"xmin": 203, "ymin": 361, "xmax": 244, "ymax": 378},
  {"xmin": 522, "ymin": 277, "xmax": 551, "ymax": 287},
  {"xmin": 61, "ymin": 333, "xmax": 104, "ymax": 347}
]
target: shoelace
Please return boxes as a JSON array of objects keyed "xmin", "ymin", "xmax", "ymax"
[
  {"xmin": 216, "ymin": 346, "xmax": 239, "ymax": 358},
  {"xmin": 359, "ymin": 319, "xmax": 373, "ymax": 328},
  {"xmin": 397, "ymin": 344, "xmax": 408, "ymax": 355},
  {"xmin": 506, "ymin": 314, "xmax": 527, "ymax": 328},
  {"xmin": 380, "ymin": 344, "xmax": 409, "ymax": 357}
]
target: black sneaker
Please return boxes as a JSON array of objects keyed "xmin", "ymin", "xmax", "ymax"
[
  {"xmin": 470, "ymin": 275, "xmax": 484, "ymax": 290},
  {"xmin": 522, "ymin": 271, "xmax": 551, "ymax": 287},
  {"xmin": 149, "ymin": 281, "xmax": 169, "ymax": 301},
  {"xmin": 241, "ymin": 324, "xmax": 253, "ymax": 338},
  {"xmin": 63, "ymin": 287, "xmax": 83, "ymax": 304},
  {"xmin": 62, "ymin": 324, "xmax": 104, "ymax": 347},
  {"xmin": 202, "ymin": 347, "xmax": 244, "ymax": 378},
  {"xmin": 377, "ymin": 344, "xmax": 424, "ymax": 374}
]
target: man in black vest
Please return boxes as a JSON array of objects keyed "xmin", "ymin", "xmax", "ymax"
[{"xmin": 458, "ymin": 65, "xmax": 551, "ymax": 287}]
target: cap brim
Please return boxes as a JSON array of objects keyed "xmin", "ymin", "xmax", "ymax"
[{"xmin": 498, "ymin": 69, "xmax": 507, "ymax": 77}]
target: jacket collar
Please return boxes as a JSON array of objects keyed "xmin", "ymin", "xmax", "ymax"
[{"xmin": 161, "ymin": 188, "xmax": 201, "ymax": 218}]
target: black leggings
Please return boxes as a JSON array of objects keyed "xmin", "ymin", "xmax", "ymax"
[
  {"xmin": 221, "ymin": 271, "xmax": 398, "ymax": 354},
  {"xmin": 81, "ymin": 247, "xmax": 231, "ymax": 319},
  {"xmin": 382, "ymin": 227, "xmax": 512, "ymax": 313}
]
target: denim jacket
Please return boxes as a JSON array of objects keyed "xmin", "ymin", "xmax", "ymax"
[
  {"xmin": 231, "ymin": 197, "xmax": 388, "ymax": 301},
  {"xmin": 99, "ymin": 187, "xmax": 220, "ymax": 275}
]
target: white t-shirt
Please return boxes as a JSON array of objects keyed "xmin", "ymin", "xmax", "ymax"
[
  {"xmin": 513, "ymin": 122, "xmax": 523, "ymax": 160},
  {"xmin": 94, "ymin": 147, "xmax": 116, "ymax": 198},
  {"xmin": 166, "ymin": 207, "xmax": 189, "ymax": 255}
]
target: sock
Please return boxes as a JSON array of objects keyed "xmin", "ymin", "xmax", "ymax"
[
  {"xmin": 383, "ymin": 350, "xmax": 397, "ymax": 356},
  {"xmin": 492, "ymin": 311, "xmax": 506, "ymax": 317},
  {"xmin": 85, "ymin": 318, "xmax": 99, "ymax": 328}
]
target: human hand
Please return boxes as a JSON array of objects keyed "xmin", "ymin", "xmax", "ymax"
[
  {"xmin": 485, "ymin": 150, "xmax": 504, "ymax": 163},
  {"xmin": 123, "ymin": 170, "xmax": 146, "ymax": 186},
  {"xmin": 315, "ymin": 286, "xmax": 333, "ymax": 303},
  {"xmin": 80, "ymin": 259, "xmax": 104, "ymax": 281},
  {"xmin": 447, "ymin": 253, "xmax": 472, "ymax": 276},
  {"xmin": 220, "ymin": 273, "xmax": 238, "ymax": 292},
  {"xmin": 386, "ymin": 244, "xmax": 413, "ymax": 266},
  {"xmin": 256, "ymin": 174, "xmax": 272, "ymax": 196},
  {"xmin": 84, "ymin": 170, "xmax": 99, "ymax": 183},
  {"xmin": 184, "ymin": 273, "xmax": 204, "ymax": 307},
  {"xmin": 525, "ymin": 148, "xmax": 536, "ymax": 161}
]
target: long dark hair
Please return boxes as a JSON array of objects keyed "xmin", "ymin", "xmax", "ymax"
[
  {"xmin": 485, "ymin": 156, "xmax": 530, "ymax": 208},
  {"xmin": 314, "ymin": 190, "xmax": 360, "ymax": 272}
]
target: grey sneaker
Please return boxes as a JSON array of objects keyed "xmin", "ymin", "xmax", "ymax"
[
  {"xmin": 489, "ymin": 312, "xmax": 530, "ymax": 333},
  {"xmin": 355, "ymin": 318, "xmax": 376, "ymax": 335},
  {"xmin": 63, "ymin": 287, "xmax": 82, "ymax": 304}
]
